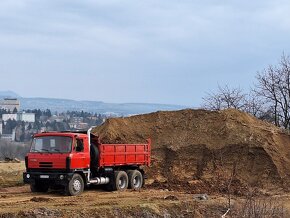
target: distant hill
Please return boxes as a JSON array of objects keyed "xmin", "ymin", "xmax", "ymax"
[
  {"xmin": 0, "ymin": 91, "xmax": 187, "ymax": 115},
  {"xmin": 19, "ymin": 97, "xmax": 186, "ymax": 115},
  {"xmin": 0, "ymin": 91, "xmax": 20, "ymax": 98}
]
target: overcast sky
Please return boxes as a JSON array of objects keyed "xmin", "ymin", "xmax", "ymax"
[{"xmin": 0, "ymin": 0, "xmax": 290, "ymax": 106}]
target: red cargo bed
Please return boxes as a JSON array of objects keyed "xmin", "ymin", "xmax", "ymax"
[{"xmin": 98, "ymin": 139, "xmax": 151, "ymax": 167}]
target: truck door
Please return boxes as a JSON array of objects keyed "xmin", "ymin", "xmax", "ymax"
[{"xmin": 72, "ymin": 138, "xmax": 86, "ymax": 169}]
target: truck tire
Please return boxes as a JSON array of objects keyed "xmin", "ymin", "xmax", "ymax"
[
  {"xmin": 30, "ymin": 181, "xmax": 49, "ymax": 192},
  {"xmin": 66, "ymin": 173, "xmax": 84, "ymax": 196},
  {"xmin": 127, "ymin": 170, "xmax": 143, "ymax": 190},
  {"xmin": 112, "ymin": 171, "xmax": 128, "ymax": 191}
]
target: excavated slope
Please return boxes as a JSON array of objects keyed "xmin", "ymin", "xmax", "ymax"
[{"xmin": 93, "ymin": 109, "xmax": 290, "ymax": 193}]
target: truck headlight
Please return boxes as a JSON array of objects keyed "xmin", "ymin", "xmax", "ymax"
[
  {"xmin": 26, "ymin": 174, "xmax": 30, "ymax": 179},
  {"xmin": 60, "ymin": 175, "xmax": 64, "ymax": 180}
]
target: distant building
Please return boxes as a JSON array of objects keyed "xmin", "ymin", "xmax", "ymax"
[
  {"xmin": 71, "ymin": 117, "xmax": 84, "ymax": 123},
  {"xmin": 12, "ymin": 128, "xmax": 16, "ymax": 141},
  {"xmin": 2, "ymin": 114, "xmax": 17, "ymax": 123},
  {"xmin": 2, "ymin": 112, "xmax": 35, "ymax": 123},
  {"xmin": 0, "ymin": 121, "xmax": 2, "ymax": 135},
  {"xmin": 69, "ymin": 122, "xmax": 89, "ymax": 130},
  {"xmin": 0, "ymin": 98, "xmax": 20, "ymax": 112},
  {"xmin": 69, "ymin": 116, "xmax": 88, "ymax": 130},
  {"xmin": 87, "ymin": 116, "xmax": 97, "ymax": 121},
  {"xmin": 49, "ymin": 115, "xmax": 65, "ymax": 122},
  {"xmin": 17, "ymin": 112, "xmax": 35, "ymax": 123},
  {"xmin": 39, "ymin": 115, "xmax": 49, "ymax": 122}
]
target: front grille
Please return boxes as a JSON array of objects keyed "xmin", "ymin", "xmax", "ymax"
[
  {"xmin": 39, "ymin": 162, "xmax": 53, "ymax": 168},
  {"xmin": 29, "ymin": 168, "xmax": 67, "ymax": 173}
]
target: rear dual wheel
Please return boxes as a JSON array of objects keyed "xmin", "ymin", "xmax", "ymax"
[
  {"xmin": 112, "ymin": 171, "xmax": 128, "ymax": 191},
  {"xmin": 107, "ymin": 170, "xmax": 143, "ymax": 191},
  {"xmin": 127, "ymin": 170, "xmax": 143, "ymax": 191}
]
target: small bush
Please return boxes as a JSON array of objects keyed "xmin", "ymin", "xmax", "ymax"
[
  {"xmin": 0, "ymin": 139, "xmax": 30, "ymax": 160},
  {"xmin": 231, "ymin": 195, "xmax": 286, "ymax": 218}
]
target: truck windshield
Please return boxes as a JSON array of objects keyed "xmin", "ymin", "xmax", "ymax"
[{"xmin": 31, "ymin": 136, "xmax": 72, "ymax": 153}]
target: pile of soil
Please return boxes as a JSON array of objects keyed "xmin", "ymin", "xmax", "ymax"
[{"xmin": 93, "ymin": 109, "xmax": 290, "ymax": 194}]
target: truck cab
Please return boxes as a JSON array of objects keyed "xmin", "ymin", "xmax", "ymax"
[{"xmin": 23, "ymin": 129, "xmax": 151, "ymax": 196}]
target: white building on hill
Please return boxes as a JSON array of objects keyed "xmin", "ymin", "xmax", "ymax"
[
  {"xmin": 0, "ymin": 98, "xmax": 20, "ymax": 112},
  {"xmin": 2, "ymin": 112, "xmax": 35, "ymax": 123},
  {"xmin": 2, "ymin": 114, "xmax": 17, "ymax": 122},
  {"xmin": 17, "ymin": 112, "xmax": 35, "ymax": 123}
]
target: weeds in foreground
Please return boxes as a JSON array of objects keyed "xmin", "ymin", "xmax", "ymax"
[{"xmin": 230, "ymin": 195, "xmax": 286, "ymax": 218}]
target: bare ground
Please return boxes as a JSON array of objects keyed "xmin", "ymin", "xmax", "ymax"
[
  {"xmin": 0, "ymin": 185, "xmax": 230, "ymax": 218},
  {"xmin": 0, "ymin": 163, "xmax": 290, "ymax": 217},
  {"xmin": 1, "ymin": 185, "xmax": 290, "ymax": 218},
  {"xmin": 0, "ymin": 162, "xmax": 225, "ymax": 217},
  {"xmin": 2, "ymin": 109, "xmax": 290, "ymax": 217}
]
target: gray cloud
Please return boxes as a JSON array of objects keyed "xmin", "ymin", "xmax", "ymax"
[{"xmin": 0, "ymin": 0, "xmax": 290, "ymax": 105}]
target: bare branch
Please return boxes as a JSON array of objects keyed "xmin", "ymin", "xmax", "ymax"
[{"xmin": 202, "ymin": 85, "xmax": 247, "ymax": 111}]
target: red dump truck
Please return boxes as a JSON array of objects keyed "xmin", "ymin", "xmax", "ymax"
[{"xmin": 23, "ymin": 128, "xmax": 151, "ymax": 196}]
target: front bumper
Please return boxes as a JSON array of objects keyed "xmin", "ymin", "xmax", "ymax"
[{"xmin": 23, "ymin": 171, "xmax": 74, "ymax": 186}]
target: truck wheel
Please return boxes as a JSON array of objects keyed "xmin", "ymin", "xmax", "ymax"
[
  {"xmin": 30, "ymin": 181, "xmax": 49, "ymax": 192},
  {"xmin": 113, "ymin": 171, "xmax": 128, "ymax": 191},
  {"xmin": 127, "ymin": 170, "xmax": 143, "ymax": 190},
  {"xmin": 66, "ymin": 173, "xmax": 84, "ymax": 196}
]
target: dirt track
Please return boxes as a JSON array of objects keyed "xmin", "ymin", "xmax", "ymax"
[
  {"xmin": 0, "ymin": 185, "xmax": 226, "ymax": 217},
  {"xmin": 1, "ymin": 185, "xmax": 290, "ymax": 217},
  {"xmin": 0, "ymin": 163, "xmax": 225, "ymax": 217}
]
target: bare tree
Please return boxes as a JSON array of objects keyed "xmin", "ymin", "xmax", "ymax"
[
  {"xmin": 244, "ymin": 92, "xmax": 265, "ymax": 118},
  {"xmin": 202, "ymin": 85, "xmax": 247, "ymax": 111},
  {"xmin": 255, "ymin": 54, "xmax": 290, "ymax": 129},
  {"xmin": 201, "ymin": 54, "xmax": 290, "ymax": 129}
]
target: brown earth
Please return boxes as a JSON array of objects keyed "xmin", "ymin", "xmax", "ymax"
[
  {"xmin": 0, "ymin": 185, "xmax": 231, "ymax": 217},
  {"xmin": 0, "ymin": 163, "xmax": 218, "ymax": 217},
  {"xmin": 2, "ymin": 108, "xmax": 290, "ymax": 217},
  {"xmin": 0, "ymin": 162, "xmax": 231, "ymax": 217},
  {"xmin": 93, "ymin": 109, "xmax": 290, "ymax": 194},
  {"xmin": 1, "ymin": 184, "xmax": 290, "ymax": 217},
  {"xmin": 0, "ymin": 163, "xmax": 289, "ymax": 217}
]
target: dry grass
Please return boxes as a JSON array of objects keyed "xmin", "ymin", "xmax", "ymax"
[{"xmin": 0, "ymin": 162, "xmax": 25, "ymax": 188}]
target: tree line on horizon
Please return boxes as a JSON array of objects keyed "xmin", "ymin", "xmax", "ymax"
[{"xmin": 1, "ymin": 109, "xmax": 107, "ymax": 143}]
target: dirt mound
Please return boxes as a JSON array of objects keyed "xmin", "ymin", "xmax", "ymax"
[{"xmin": 93, "ymin": 109, "xmax": 290, "ymax": 194}]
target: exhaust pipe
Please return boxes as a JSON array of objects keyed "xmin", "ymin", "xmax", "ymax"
[{"xmin": 90, "ymin": 177, "xmax": 110, "ymax": 185}]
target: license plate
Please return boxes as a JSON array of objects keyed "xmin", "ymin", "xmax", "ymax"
[{"xmin": 40, "ymin": 175, "xmax": 49, "ymax": 179}]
